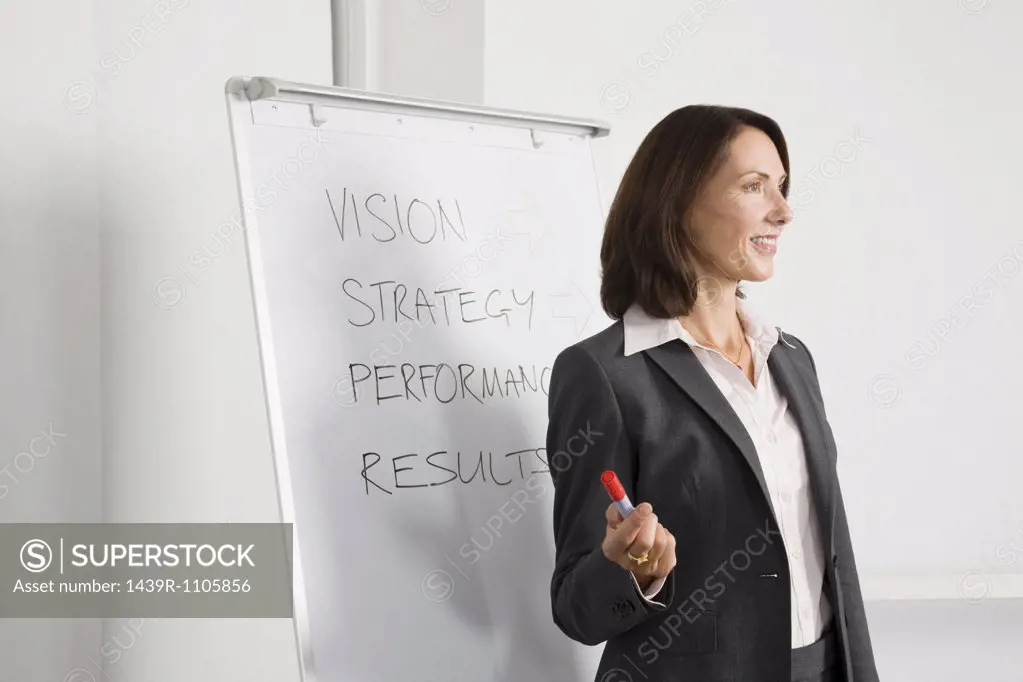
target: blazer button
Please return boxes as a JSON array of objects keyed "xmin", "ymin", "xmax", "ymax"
[
  {"xmin": 832, "ymin": 554, "xmax": 839, "ymax": 567},
  {"xmin": 612, "ymin": 598, "xmax": 636, "ymax": 619}
]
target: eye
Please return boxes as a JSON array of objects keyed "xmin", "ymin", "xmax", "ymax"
[{"xmin": 744, "ymin": 179, "xmax": 785, "ymax": 194}]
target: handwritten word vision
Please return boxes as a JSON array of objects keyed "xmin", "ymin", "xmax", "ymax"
[
  {"xmin": 343, "ymin": 279, "xmax": 535, "ymax": 330},
  {"xmin": 361, "ymin": 447, "xmax": 551, "ymax": 495},
  {"xmin": 347, "ymin": 362, "xmax": 551, "ymax": 406},
  {"xmin": 326, "ymin": 188, "xmax": 468, "ymax": 244}
]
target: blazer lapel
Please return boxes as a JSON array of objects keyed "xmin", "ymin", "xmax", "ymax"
[
  {"xmin": 644, "ymin": 340, "xmax": 780, "ymax": 526},
  {"xmin": 644, "ymin": 338, "xmax": 837, "ymax": 546},
  {"xmin": 767, "ymin": 343, "xmax": 836, "ymax": 542}
]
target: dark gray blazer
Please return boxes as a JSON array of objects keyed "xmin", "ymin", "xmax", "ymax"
[{"xmin": 546, "ymin": 319, "xmax": 880, "ymax": 682}]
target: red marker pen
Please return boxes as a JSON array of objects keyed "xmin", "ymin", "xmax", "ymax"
[{"xmin": 601, "ymin": 470, "xmax": 635, "ymax": 519}]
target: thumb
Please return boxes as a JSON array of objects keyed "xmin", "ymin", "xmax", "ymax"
[
  {"xmin": 633, "ymin": 502, "xmax": 653, "ymax": 518},
  {"xmin": 612, "ymin": 501, "xmax": 654, "ymax": 551},
  {"xmin": 621, "ymin": 502, "xmax": 653, "ymax": 530}
]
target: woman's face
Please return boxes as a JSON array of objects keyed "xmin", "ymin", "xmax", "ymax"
[{"xmin": 687, "ymin": 126, "xmax": 793, "ymax": 284}]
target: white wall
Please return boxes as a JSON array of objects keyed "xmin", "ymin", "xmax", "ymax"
[
  {"xmin": 2, "ymin": 0, "xmax": 479, "ymax": 678},
  {"xmin": 373, "ymin": 0, "xmax": 484, "ymax": 101},
  {"xmin": 97, "ymin": 0, "xmax": 329, "ymax": 678},
  {"xmin": 0, "ymin": 2, "xmax": 103, "ymax": 680},
  {"xmin": 0, "ymin": 0, "xmax": 327, "ymax": 680},
  {"xmin": 484, "ymin": 0, "xmax": 1023, "ymax": 599}
]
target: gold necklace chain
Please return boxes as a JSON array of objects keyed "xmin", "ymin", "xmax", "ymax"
[{"xmin": 693, "ymin": 316, "xmax": 747, "ymax": 368}]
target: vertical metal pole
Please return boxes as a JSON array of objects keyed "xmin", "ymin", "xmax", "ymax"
[
  {"xmin": 330, "ymin": 0, "xmax": 349, "ymax": 87},
  {"xmin": 331, "ymin": 0, "xmax": 376, "ymax": 89}
]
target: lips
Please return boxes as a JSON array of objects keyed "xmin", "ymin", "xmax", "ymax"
[{"xmin": 749, "ymin": 234, "xmax": 778, "ymax": 254}]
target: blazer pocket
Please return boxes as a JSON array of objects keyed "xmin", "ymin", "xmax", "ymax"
[{"xmin": 641, "ymin": 608, "xmax": 718, "ymax": 658}]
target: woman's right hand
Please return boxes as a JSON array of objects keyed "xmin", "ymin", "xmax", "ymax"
[{"xmin": 601, "ymin": 501, "xmax": 676, "ymax": 591}]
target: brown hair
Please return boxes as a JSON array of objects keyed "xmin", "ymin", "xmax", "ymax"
[{"xmin": 599, "ymin": 105, "xmax": 790, "ymax": 320}]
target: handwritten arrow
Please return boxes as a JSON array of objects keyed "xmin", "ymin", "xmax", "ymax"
[{"xmin": 548, "ymin": 280, "xmax": 594, "ymax": 339}]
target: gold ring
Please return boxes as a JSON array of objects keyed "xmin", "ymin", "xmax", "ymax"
[{"xmin": 627, "ymin": 551, "xmax": 649, "ymax": 565}]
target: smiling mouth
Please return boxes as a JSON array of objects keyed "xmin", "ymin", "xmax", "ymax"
[{"xmin": 749, "ymin": 234, "xmax": 778, "ymax": 253}]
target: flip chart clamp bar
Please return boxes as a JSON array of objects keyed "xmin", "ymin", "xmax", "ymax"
[{"xmin": 227, "ymin": 76, "xmax": 611, "ymax": 139}]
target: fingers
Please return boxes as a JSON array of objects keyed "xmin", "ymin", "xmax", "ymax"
[
  {"xmin": 601, "ymin": 501, "xmax": 677, "ymax": 580},
  {"xmin": 606, "ymin": 503, "xmax": 655, "ymax": 557},
  {"xmin": 642, "ymin": 526, "xmax": 677, "ymax": 578},
  {"xmin": 639, "ymin": 525, "xmax": 668, "ymax": 574},
  {"xmin": 662, "ymin": 529, "xmax": 677, "ymax": 574},
  {"xmin": 605, "ymin": 502, "xmax": 623, "ymax": 530},
  {"xmin": 626, "ymin": 512, "xmax": 658, "ymax": 561},
  {"xmin": 624, "ymin": 524, "xmax": 677, "ymax": 582}
]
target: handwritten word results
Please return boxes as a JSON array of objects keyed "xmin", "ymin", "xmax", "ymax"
[
  {"xmin": 347, "ymin": 362, "xmax": 551, "ymax": 406},
  {"xmin": 343, "ymin": 279, "xmax": 535, "ymax": 330},
  {"xmin": 361, "ymin": 447, "xmax": 550, "ymax": 496}
]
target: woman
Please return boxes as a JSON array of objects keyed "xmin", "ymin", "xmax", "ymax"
[{"xmin": 546, "ymin": 106, "xmax": 879, "ymax": 682}]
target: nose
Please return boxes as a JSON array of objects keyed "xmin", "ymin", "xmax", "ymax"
[{"xmin": 772, "ymin": 190, "xmax": 793, "ymax": 226}]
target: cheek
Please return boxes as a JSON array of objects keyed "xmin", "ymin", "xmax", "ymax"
[
  {"xmin": 692, "ymin": 204, "xmax": 755, "ymax": 263},
  {"xmin": 715, "ymin": 222, "xmax": 760, "ymax": 271},
  {"xmin": 729, "ymin": 206, "xmax": 764, "ymax": 242},
  {"xmin": 710, "ymin": 214, "xmax": 753, "ymax": 258}
]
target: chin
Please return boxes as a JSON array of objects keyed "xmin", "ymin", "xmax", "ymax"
[
  {"xmin": 739, "ymin": 262, "xmax": 775, "ymax": 282},
  {"xmin": 734, "ymin": 243, "xmax": 776, "ymax": 280}
]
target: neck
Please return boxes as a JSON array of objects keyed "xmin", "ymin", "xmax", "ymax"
[{"xmin": 678, "ymin": 279, "xmax": 744, "ymax": 355}]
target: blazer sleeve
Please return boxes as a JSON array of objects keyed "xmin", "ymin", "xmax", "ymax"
[
  {"xmin": 546, "ymin": 344, "xmax": 674, "ymax": 646},
  {"xmin": 792, "ymin": 334, "xmax": 880, "ymax": 682}
]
